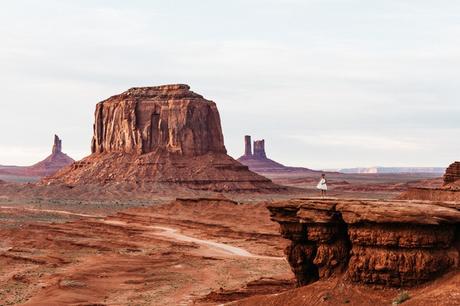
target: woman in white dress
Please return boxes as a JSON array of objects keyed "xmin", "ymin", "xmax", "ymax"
[{"xmin": 317, "ymin": 174, "xmax": 327, "ymax": 198}]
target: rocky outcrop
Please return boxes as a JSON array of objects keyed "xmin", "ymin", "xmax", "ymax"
[
  {"xmin": 91, "ymin": 84, "xmax": 226, "ymax": 156},
  {"xmin": 44, "ymin": 85, "xmax": 281, "ymax": 192},
  {"xmin": 52, "ymin": 135, "xmax": 62, "ymax": 155},
  {"xmin": 268, "ymin": 198, "xmax": 460, "ymax": 287},
  {"xmin": 253, "ymin": 140, "xmax": 267, "ymax": 159},
  {"xmin": 444, "ymin": 162, "xmax": 460, "ymax": 185},
  {"xmin": 0, "ymin": 135, "xmax": 74, "ymax": 179},
  {"xmin": 244, "ymin": 135, "xmax": 252, "ymax": 157},
  {"xmin": 399, "ymin": 162, "xmax": 460, "ymax": 201},
  {"xmin": 29, "ymin": 135, "xmax": 75, "ymax": 176}
]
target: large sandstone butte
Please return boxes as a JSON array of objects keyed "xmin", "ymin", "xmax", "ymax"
[
  {"xmin": 44, "ymin": 84, "xmax": 281, "ymax": 192},
  {"xmin": 0, "ymin": 135, "xmax": 74, "ymax": 178},
  {"xmin": 268, "ymin": 198, "xmax": 460, "ymax": 287}
]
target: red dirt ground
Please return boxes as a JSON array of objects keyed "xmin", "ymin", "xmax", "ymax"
[
  {"xmin": 0, "ymin": 173, "xmax": 458, "ymax": 306},
  {"xmin": 0, "ymin": 199, "xmax": 293, "ymax": 305}
]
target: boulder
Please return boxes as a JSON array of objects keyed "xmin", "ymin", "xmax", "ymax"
[{"xmin": 444, "ymin": 161, "xmax": 460, "ymax": 185}]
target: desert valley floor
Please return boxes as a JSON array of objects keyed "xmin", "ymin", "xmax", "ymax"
[{"xmin": 1, "ymin": 170, "xmax": 459, "ymax": 306}]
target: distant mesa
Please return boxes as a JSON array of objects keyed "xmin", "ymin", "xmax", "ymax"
[
  {"xmin": 338, "ymin": 166, "xmax": 445, "ymax": 174},
  {"xmin": 0, "ymin": 135, "xmax": 74, "ymax": 180},
  {"xmin": 237, "ymin": 135, "xmax": 318, "ymax": 174},
  {"xmin": 44, "ymin": 84, "xmax": 282, "ymax": 192},
  {"xmin": 399, "ymin": 161, "xmax": 460, "ymax": 201}
]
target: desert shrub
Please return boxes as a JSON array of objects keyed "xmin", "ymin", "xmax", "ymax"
[{"xmin": 392, "ymin": 291, "xmax": 410, "ymax": 305}]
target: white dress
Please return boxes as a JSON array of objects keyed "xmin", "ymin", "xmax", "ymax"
[{"xmin": 317, "ymin": 178, "xmax": 327, "ymax": 190}]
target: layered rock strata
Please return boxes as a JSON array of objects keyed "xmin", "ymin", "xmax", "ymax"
[
  {"xmin": 44, "ymin": 85, "xmax": 281, "ymax": 192},
  {"xmin": 268, "ymin": 198, "xmax": 460, "ymax": 287},
  {"xmin": 444, "ymin": 161, "xmax": 460, "ymax": 185}
]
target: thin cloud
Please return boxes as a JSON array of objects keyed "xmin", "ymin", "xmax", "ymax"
[
  {"xmin": 287, "ymin": 134, "xmax": 420, "ymax": 151},
  {"xmin": 1, "ymin": 0, "xmax": 459, "ymax": 167}
]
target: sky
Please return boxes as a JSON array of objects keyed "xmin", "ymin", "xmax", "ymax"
[{"xmin": 1, "ymin": 0, "xmax": 459, "ymax": 169}]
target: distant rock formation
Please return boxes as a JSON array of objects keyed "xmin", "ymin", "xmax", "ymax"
[
  {"xmin": 52, "ymin": 134, "xmax": 62, "ymax": 154},
  {"xmin": 28, "ymin": 135, "xmax": 75, "ymax": 176},
  {"xmin": 253, "ymin": 139, "xmax": 267, "ymax": 159},
  {"xmin": 244, "ymin": 135, "xmax": 252, "ymax": 156},
  {"xmin": 338, "ymin": 166, "xmax": 445, "ymax": 174},
  {"xmin": 268, "ymin": 198, "xmax": 460, "ymax": 287},
  {"xmin": 44, "ymin": 85, "xmax": 282, "ymax": 192},
  {"xmin": 444, "ymin": 161, "xmax": 460, "ymax": 185},
  {"xmin": 399, "ymin": 161, "xmax": 460, "ymax": 201},
  {"xmin": 0, "ymin": 135, "xmax": 74, "ymax": 179},
  {"xmin": 237, "ymin": 135, "xmax": 317, "ymax": 174}
]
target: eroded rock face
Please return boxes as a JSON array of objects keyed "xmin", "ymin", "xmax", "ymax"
[
  {"xmin": 91, "ymin": 84, "xmax": 226, "ymax": 156},
  {"xmin": 253, "ymin": 140, "xmax": 266, "ymax": 159},
  {"xmin": 244, "ymin": 135, "xmax": 252, "ymax": 156},
  {"xmin": 268, "ymin": 198, "xmax": 460, "ymax": 287},
  {"xmin": 444, "ymin": 162, "xmax": 460, "ymax": 185},
  {"xmin": 44, "ymin": 85, "xmax": 281, "ymax": 192},
  {"xmin": 52, "ymin": 135, "xmax": 62, "ymax": 154}
]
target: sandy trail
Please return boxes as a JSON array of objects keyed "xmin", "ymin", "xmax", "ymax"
[
  {"xmin": 103, "ymin": 219, "xmax": 285, "ymax": 260},
  {"xmin": 0, "ymin": 202, "xmax": 292, "ymax": 305},
  {"xmin": 0, "ymin": 205, "xmax": 104, "ymax": 218},
  {"xmin": 0, "ymin": 205, "xmax": 282, "ymax": 260}
]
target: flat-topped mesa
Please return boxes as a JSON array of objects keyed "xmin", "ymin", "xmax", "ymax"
[
  {"xmin": 44, "ymin": 85, "xmax": 283, "ymax": 192},
  {"xmin": 444, "ymin": 161, "xmax": 460, "ymax": 185},
  {"xmin": 91, "ymin": 84, "xmax": 226, "ymax": 156},
  {"xmin": 267, "ymin": 198, "xmax": 460, "ymax": 287}
]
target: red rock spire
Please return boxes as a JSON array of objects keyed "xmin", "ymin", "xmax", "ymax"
[{"xmin": 52, "ymin": 135, "xmax": 62, "ymax": 154}]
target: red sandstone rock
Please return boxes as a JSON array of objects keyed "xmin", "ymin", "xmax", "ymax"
[
  {"xmin": 253, "ymin": 139, "xmax": 267, "ymax": 159},
  {"xmin": 444, "ymin": 161, "xmax": 460, "ymax": 185},
  {"xmin": 44, "ymin": 85, "xmax": 282, "ymax": 192},
  {"xmin": 267, "ymin": 198, "xmax": 460, "ymax": 287},
  {"xmin": 243, "ymin": 135, "xmax": 252, "ymax": 156},
  {"xmin": 91, "ymin": 84, "xmax": 226, "ymax": 156}
]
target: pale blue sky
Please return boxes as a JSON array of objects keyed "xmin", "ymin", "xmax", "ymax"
[{"xmin": 1, "ymin": 0, "xmax": 459, "ymax": 169}]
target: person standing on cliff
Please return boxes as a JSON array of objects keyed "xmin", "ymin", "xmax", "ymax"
[{"xmin": 317, "ymin": 174, "xmax": 327, "ymax": 198}]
